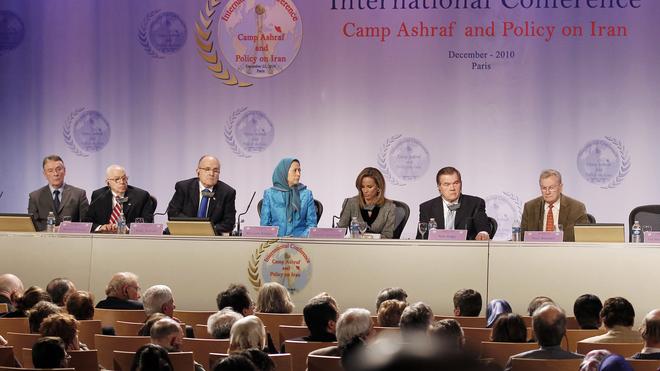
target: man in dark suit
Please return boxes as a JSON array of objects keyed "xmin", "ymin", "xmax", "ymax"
[
  {"xmin": 95, "ymin": 272, "xmax": 143, "ymax": 309},
  {"xmin": 417, "ymin": 167, "xmax": 490, "ymax": 240},
  {"xmin": 520, "ymin": 169, "xmax": 589, "ymax": 242},
  {"xmin": 84, "ymin": 164, "xmax": 155, "ymax": 232},
  {"xmin": 28, "ymin": 155, "xmax": 89, "ymax": 231},
  {"xmin": 167, "ymin": 155, "xmax": 237, "ymax": 234}
]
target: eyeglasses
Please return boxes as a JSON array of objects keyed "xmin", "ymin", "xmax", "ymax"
[
  {"xmin": 107, "ymin": 176, "xmax": 129, "ymax": 183},
  {"xmin": 199, "ymin": 167, "xmax": 220, "ymax": 174},
  {"xmin": 541, "ymin": 185, "xmax": 559, "ymax": 192}
]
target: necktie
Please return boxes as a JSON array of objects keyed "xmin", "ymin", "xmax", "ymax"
[
  {"xmin": 546, "ymin": 203, "xmax": 555, "ymax": 232},
  {"xmin": 108, "ymin": 197, "xmax": 122, "ymax": 224},
  {"xmin": 446, "ymin": 209, "xmax": 455, "ymax": 230},
  {"xmin": 53, "ymin": 190, "xmax": 61, "ymax": 212},
  {"xmin": 197, "ymin": 189, "xmax": 210, "ymax": 218}
]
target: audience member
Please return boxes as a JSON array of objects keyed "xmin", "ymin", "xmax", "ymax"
[
  {"xmin": 400, "ymin": 302, "xmax": 434, "ymax": 336},
  {"xmin": 217, "ymin": 284, "xmax": 254, "ymax": 316},
  {"xmin": 32, "ymin": 337, "xmax": 69, "ymax": 369},
  {"xmin": 65, "ymin": 290, "xmax": 94, "ymax": 320},
  {"xmin": 453, "ymin": 289, "xmax": 483, "ymax": 317},
  {"xmin": 255, "ymin": 282, "xmax": 294, "ymax": 313},
  {"xmin": 0, "ymin": 273, "xmax": 24, "ymax": 312},
  {"xmin": 377, "ymin": 299, "xmax": 406, "ymax": 327},
  {"xmin": 486, "ymin": 299, "xmax": 512, "ymax": 328},
  {"xmin": 281, "ymin": 295, "xmax": 339, "ymax": 352},
  {"xmin": 40, "ymin": 313, "xmax": 85, "ymax": 350},
  {"xmin": 239, "ymin": 349, "xmax": 275, "ymax": 371},
  {"xmin": 207, "ymin": 308, "xmax": 243, "ymax": 339},
  {"xmin": 212, "ymin": 353, "xmax": 258, "ymax": 371},
  {"xmin": 574, "ymin": 294, "xmax": 603, "ymax": 330},
  {"xmin": 28, "ymin": 301, "xmax": 63, "ymax": 333},
  {"xmin": 580, "ymin": 349, "xmax": 612, "ymax": 371},
  {"xmin": 631, "ymin": 309, "xmax": 660, "ymax": 359},
  {"xmin": 598, "ymin": 354, "xmax": 633, "ymax": 371},
  {"xmin": 228, "ymin": 315, "xmax": 268, "ymax": 354},
  {"xmin": 143, "ymin": 285, "xmax": 175, "ymax": 317},
  {"xmin": 130, "ymin": 344, "xmax": 173, "ymax": 371},
  {"xmin": 2, "ymin": 285, "xmax": 51, "ymax": 318},
  {"xmin": 527, "ymin": 296, "xmax": 554, "ymax": 316},
  {"xmin": 150, "ymin": 318, "xmax": 183, "ymax": 351},
  {"xmin": 430, "ymin": 319, "xmax": 465, "ymax": 350},
  {"xmin": 46, "ymin": 278, "xmax": 76, "ymax": 307},
  {"xmin": 490, "ymin": 313, "xmax": 527, "ymax": 342},
  {"xmin": 375, "ymin": 287, "xmax": 407, "ymax": 312},
  {"xmin": 96, "ymin": 272, "xmax": 143, "ymax": 309},
  {"xmin": 310, "ymin": 308, "xmax": 374, "ymax": 357},
  {"xmin": 138, "ymin": 313, "xmax": 169, "ymax": 337},
  {"xmin": 581, "ymin": 297, "xmax": 642, "ymax": 343}
]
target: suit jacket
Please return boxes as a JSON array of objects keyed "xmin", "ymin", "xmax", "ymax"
[
  {"xmin": 95, "ymin": 296, "xmax": 144, "ymax": 310},
  {"xmin": 337, "ymin": 196, "xmax": 396, "ymax": 239},
  {"xmin": 520, "ymin": 194, "xmax": 589, "ymax": 242},
  {"xmin": 504, "ymin": 345, "xmax": 583, "ymax": 371},
  {"xmin": 580, "ymin": 326, "xmax": 643, "ymax": 344},
  {"xmin": 417, "ymin": 194, "xmax": 490, "ymax": 240},
  {"xmin": 84, "ymin": 185, "xmax": 155, "ymax": 230},
  {"xmin": 167, "ymin": 177, "xmax": 237, "ymax": 234},
  {"xmin": 28, "ymin": 184, "xmax": 89, "ymax": 231}
]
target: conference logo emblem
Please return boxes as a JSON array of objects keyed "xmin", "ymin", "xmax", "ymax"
[
  {"xmin": 63, "ymin": 108, "xmax": 111, "ymax": 157},
  {"xmin": 0, "ymin": 11, "xmax": 25, "ymax": 55},
  {"xmin": 485, "ymin": 192, "xmax": 523, "ymax": 241},
  {"xmin": 577, "ymin": 136, "xmax": 630, "ymax": 189},
  {"xmin": 195, "ymin": 0, "xmax": 303, "ymax": 87},
  {"xmin": 225, "ymin": 107, "xmax": 275, "ymax": 158},
  {"xmin": 378, "ymin": 135, "xmax": 430, "ymax": 186},
  {"xmin": 248, "ymin": 241, "xmax": 311, "ymax": 294},
  {"xmin": 138, "ymin": 10, "xmax": 187, "ymax": 59}
]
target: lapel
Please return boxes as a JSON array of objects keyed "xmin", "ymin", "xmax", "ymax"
[
  {"xmin": 557, "ymin": 194, "xmax": 568, "ymax": 227},
  {"xmin": 190, "ymin": 180, "xmax": 201, "ymax": 214},
  {"xmin": 101, "ymin": 189, "xmax": 114, "ymax": 222},
  {"xmin": 122, "ymin": 187, "xmax": 133, "ymax": 219},
  {"xmin": 537, "ymin": 198, "xmax": 545, "ymax": 228},
  {"xmin": 454, "ymin": 194, "xmax": 468, "ymax": 229},
  {"xmin": 432, "ymin": 197, "xmax": 445, "ymax": 227},
  {"xmin": 207, "ymin": 184, "xmax": 218, "ymax": 216},
  {"xmin": 58, "ymin": 184, "xmax": 71, "ymax": 214}
]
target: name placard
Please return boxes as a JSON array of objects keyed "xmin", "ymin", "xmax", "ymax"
[
  {"xmin": 309, "ymin": 228, "xmax": 345, "ymax": 239},
  {"xmin": 57, "ymin": 222, "xmax": 92, "ymax": 234},
  {"xmin": 524, "ymin": 231, "xmax": 564, "ymax": 242},
  {"xmin": 243, "ymin": 226, "xmax": 279, "ymax": 238},
  {"xmin": 129, "ymin": 223, "xmax": 164, "ymax": 235},
  {"xmin": 644, "ymin": 231, "xmax": 660, "ymax": 243},
  {"xmin": 428, "ymin": 229, "xmax": 467, "ymax": 241}
]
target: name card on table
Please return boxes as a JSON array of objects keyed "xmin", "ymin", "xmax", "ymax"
[
  {"xmin": 524, "ymin": 231, "xmax": 564, "ymax": 242},
  {"xmin": 130, "ymin": 223, "xmax": 164, "ymax": 235},
  {"xmin": 243, "ymin": 226, "xmax": 279, "ymax": 238},
  {"xmin": 644, "ymin": 231, "xmax": 660, "ymax": 243},
  {"xmin": 57, "ymin": 222, "xmax": 92, "ymax": 234},
  {"xmin": 309, "ymin": 228, "xmax": 346, "ymax": 239},
  {"xmin": 428, "ymin": 229, "xmax": 467, "ymax": 241}
]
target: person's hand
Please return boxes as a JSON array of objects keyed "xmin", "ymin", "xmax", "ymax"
[
  {"xmin": 475, "ymin": 231, "xmax": 490, "ymax": 241},
  {"xmin": 98, "ymin": 224, "xmax": 118, "ymax": 233}
]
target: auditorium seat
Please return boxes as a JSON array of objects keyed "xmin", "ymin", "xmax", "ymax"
[
  {"xmin": 434, "ymin": 316, "xmax": 487, "ymax": 328},
  {"xmin": 372, "ymin": 326, "xmax": 400, "ymax": 336},
  {"xmin": 461, "ymin": 327, "xmax": 492, "ymax": 353},
  {"xmin": 626, "ymin": 359, "xmax": 660, "ymax": 371},
  {"xmin": 0, "ymin": 305, "xmax": 7, "ymax": 314},
  {"xmin": 480, "ymin": 341, "xmax": 538, "ymax": 368},
  {"xmin": 255, "ymin": 313, "xmax": 304, "ymax": 348},
  {"xmin": 561, "ymin": 329, "xmax": 606, "ymax": 352},
  {"xmin": 521, "ymin": 316, "xmax": 580, "ymax": 329},
  {"xmin": 94, "ymin": 335, "xmax": 150, "ymax": 369},
  {"xmin": 392, "ymin": 200, "xmax": 409, "ymax": 239},
  {"xmin": 67, "ymin": 349, "xmax": 99, "ymax": 371},
  {"xmin": 576, "ymin": 341, "xmax": 643, "ymax": 358},
  {"xmin": 4, "ymin": 332, "xmax": 39, "ymax": 364},
  {"xmin": 279, "ymin": 325, "xmax": 310, "ymax": 344},
  {"xmin": 307, "ymin": 354, "xmax": 342, "ymax": 371},
  {"xmin": 93, "ymin": 309, "xmax": 146, "ymax": 327},
  {"xmin": 488, "ymin": 217, "xmax": 498, "ymax": 239},
  {"xmin": 628, "ymin": 205, "xmax": 660, "ymax": 242},
  {"xmin": 114, "ymin": 350, "xmax": 194, "ymax": 371},
  {"xmin": 0, "ymin": 347, "xmax": 14, "ymax": 367},
  {"xmin": 113, "ymin": 321, "xmax": 143, "ymax": 336},
  {"xmin": 193, "ymin": 324, "xmax": 212, "ymax": 339},
  {"xmin": 209, "ymin": 353, "xmax": 292, "ymax": 371},
  {"xmin": 173, "ymin": 310, "xmax": 215, "ymax": 327},
  {"xmin": 284, "ymin": 341, "xmax": 336, "ymax": 371},
  {"xmin": 0, "ymin": 367, "xmax": 74, "ymax": 371},
  {"xmin": 77, "ymin": 320, "xmax": 102, "ymax": 349},
  {"xmin": 181, "ymin": 337, "xmax": 230, "ymax": 370},
  {"xmin": 510, "ymin": 358, "xmax": 582, "ymax": 371},
  {"xmin": 0, "ymin": 318, "xmax": 28, "ymax": 338}
]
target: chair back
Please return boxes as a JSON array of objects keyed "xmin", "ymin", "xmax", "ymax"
[
  {"xmin": 255, "ymin": 313, "xmax": 304, "ymax": 348},
  {"xmin": 372, "ymin": 327, "xmax": 400, "ymax": 336},
  {"xmin": 279, "ymin": 325, "xmax": 310, "ymax": 344},
  {"xmin": 193, "ymin": 324, "xmax": 212, "ymax": 339},
  {"xmin": 392, "ymin": 200, "xmax": 410, "ymax": 239},
  {"xmin": 629, "ymin": 205, "xmax": 660, "ymax": 241},
  {"xmin": 0, "ymin": 304, "xmax": 7, "ymax": 314},
  {"xmin": 258, "ymin": 199, "xmax": 263, "ymax": 218},
  {"xmin": 68, "ymin": 349, "xmax": 99, "ymax": 371},
  {"xmin": 210, "ymin": 352, "xmax": 292, "ymax": 371},
  {"xmin": 77, "ymin": 320, "xmax": 102, "ymax": 349},
  {"xmin": 114, "ymin": 321, "xmax": 144, "ymax": 336},
  {"xmin": 586, "ymin": 213, "xmax": 596, "ymax": 224},
  {"xmin": 284, "ymin": 341, "xmax": 336, "ymax": 371},
  {"xmin": 93, "ymin": 309, "xmax": 146, "ymax": 327},
  {"xmin": 307, "ymin": 354, "xmax": 343, "ymax": 371},
  {"xmin": 576, "ymin": 341, "xmax": 643, "ymax": 358},
  {"xmin": 0, "ymin": 368, "xmax": 74, "ymax": 371},
  {"xmin": 181, "ymin": 337, "xmax": 230, "ymax": 370},
  {"xmin": 0, "ymin": 318, "xmax": 29, "ymax": 338},
  {"xmin": 487, "ymin": 217, "xmax": 498, "ymax": 239},
  {"xmin": 94, "ymin": 334, "xmax": 150, "ymax": 369},
  {"xmin": 173, "ymin": 310, "xmax": 215, "ymax": 326},
  {"xmin": 461, "ymin": 327, "xmax": 492, "ymax": 354},
  {"xmin": 565, "ymin": 317, "xmax": 580, "ymax": 330},
  {"xmin": 627, "ymin": 359, "xmax": 660, "ymax": 371},
  {"xmin": 0, "ymin": 347, "xmax": 15, "ymax": 367},
  {"xmin": 114, "ymin": 350, "xmax": 193, "ymax": 371},
  {"xmin": 480, "ymin": 341, "xmax": 538, "ymax": 369},
  {"xmin": 561, "ymin": 329, "xmax": 606, "ymax": 352},
  {"xmin": 510, "ymin": 358, "xmax": 582, "ymax": 371},
  {"xmin": 434, "ymin": 316, "xmax": 487, "ymax": 328},
  {"xmin": 4, "ymin": 332, "xmax": 39, "ymax": 364},
  {"xmin": 21, "ymin": 349, "xmax": 34, "ymax": 368}
]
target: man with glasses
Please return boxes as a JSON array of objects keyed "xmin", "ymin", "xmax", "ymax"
[
  {"xmin": 85, "ymin": 164, "xmax": 155, "ymax": 232},
  {"xmin": 96, "ymin": 271, "xmax": 143, "ymax": 309},
  {"xmin": 28, "ymin": 154, "xmax": 89, "ymax": 231},
  {"xmin": 520, "ymin": 169, "xmax": 588, "ymax": 242},
  {"xmin": 167, "ymin": 155, "xmax": 237, "ymax": 234}
]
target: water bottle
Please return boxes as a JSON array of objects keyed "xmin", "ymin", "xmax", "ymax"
[
  {"xmin": 117, "ymin": 212, "xmax": 127, "ymax": 235},
  {"xmin": 631, "ymin": 220, "xmax": 642, "ymax": 243},
  {"xmin": 511, "ymin": 219, "xmax": 521, "ymax": 242},
  {"xmin": 428, "ymin": 218, "xmax": 438, "ymax": 231},
  {"xmin": 350, "ymin": 217, "xmax": 360, "ymax": 239},
  {"xmin": 46, "ymin": 212, "xmax": 56, "ymax": 233}
]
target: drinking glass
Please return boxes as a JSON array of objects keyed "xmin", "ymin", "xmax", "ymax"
[
  {"xmin": 134, "ymin": 218, "xmax": 145, "ymax": 224},
  {"xmin": 418, "ymin": 222, "xmax": 428, "ymax": 238},
  {"xmin": 358, "ymin": 222, "xmax": 368, "ymax": 236}
]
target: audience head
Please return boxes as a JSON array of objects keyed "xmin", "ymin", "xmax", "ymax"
[
  {"xmin": 527, "ymin": 295, "xmax": 555, "ymax": 317},
  {"xmin": 217, "ymin": 283, "xmax": 254, "ymax": 316},
  {"xmin": 207, "ymin": 308, "xmax": 243, "ymax": 339},
  {"xmin": 453, "ymin": 289, "xmax": 482, "ymax": 317},
  {"xmin": 532, "ymin": 304, "xmax": 566, "ymax": 347},
  {"xmin": 436, "ymin": 167, "xmax": 463, "ymax": 203},
  {"xmin": 640, "ymin": 309, "xmax": 660, "ymax": 348},
  {"xmin": 538, "ymin": 169, "xmax": 563, "ymax": 204},
  {"xmin": 130, "ymin": 344, "xmax": 173, "ymax": 371},
  {"xmin": 580, "ymin": 349, "xmax": 612, "ymax": 371},
  {"xmin": 376, "ymin": 287, "xmax": 407, "ymax": 312},
  {"xmin": 377, "ymin": 299, "xmax": 406, "ymax": 327},
  {"xmin": 600, "ymin": 297, "xmax": 635, "ymax": 329},
  {"xmin": 490, "ymin": 313, "xmax": 527, "ymax": 343},
  {"xmin": 598, "ymin": 354, "xmax": 633, "ymax": 371},
  {"xmin": 574, "ymin": 294, "xmax": 603, "ymax": 330},
  {"xmin": 150, "ymin": 318, "xmax": 183, "ymax": 352},
  {"xmin": 105, "ymin": 272, "xmax": 141, "ymax": 301},
  {"xmin": 42, "ymin": 155, "xmax": 66, "ymax": 188},
  {"xmin": 255, "ymin": 282, "xmax": 294, "ymax": 313},
  {"xmin": 138, "ymin": 313, "xmax": 169, "ymax": 337},
  {"xmin": 39, "ymin": 312, "xmax": 80, "ymax": 350},
  {"xmin": 197, "ymin": 155, "xmax": 221, "ymax": 189},
  {"xmin": 337, "ymin": 308, "xmax": 374, "ymax": 348},
  {"xmin": 0, "ymin": 273, "xmax": 24, "ymax": 303},
  {"xmin": 238, "ymin": 349, "xmax": 275, "ymax": 371},
  {"xmin": 399, "ymin": 302, "xmax": 433, "ymax": 335},
  {"xmin": 486, "ymin": 299, "xmax": 512, "ymax": 327},
  {"xmin": 228, "ymin": 315, "xmax": 266, "ymax": 354},
  {"xmin": 13, "ymin": 286, "xmax": 51, "ymax": 313},
  {"xmin": 429, "ymin": 319, "xmax": 465, "ymax": 350},
  {"xmin": 143, "ymin": 285, "xmax": 175, "ymax": 317},
  {"xmin": 32, "ymin": 336, "xmax": 68, "ymax": 369},
  {"xmin": 303, "ymin": 295, "xmax": 339, "ymax": 337},
  {"xmin": 65, "ymin": 290, "xmax": 95, "ymax": 320},
  {"xmin": 29, "ymin": 301, "xmax": 63, "ymax": 333},
  {"xmin": 213, "ymin": 353, "xmax": 258, "ymax": 371},
  {"xmin": 46, "ymin": 278, "xmax": 76, "ymax": 306},
  {"xmin": 355, "ymin": 167, "xmax": 387, "ymax": 207}
]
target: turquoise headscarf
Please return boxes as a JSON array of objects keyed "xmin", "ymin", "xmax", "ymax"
[{"xmin": 271, "ymin": 158, "xmax": 306, "ymax": 222}]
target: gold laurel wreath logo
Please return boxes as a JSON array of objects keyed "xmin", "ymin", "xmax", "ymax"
[
  {"xmin": 195, "ymin": 0, "xmax": 252, "ymax": 87},
  {"xmin": 247, "ymin": 239, "xmax": 278, "ymax": 291}
]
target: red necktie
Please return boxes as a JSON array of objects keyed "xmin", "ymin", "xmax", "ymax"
[
  {"xmin": 546, "ymin": 203, "xmax": 555, "ymax": 232},
  {"xmin": 108, "ymin": 198, "xmax": 122, "ymax": 224}
]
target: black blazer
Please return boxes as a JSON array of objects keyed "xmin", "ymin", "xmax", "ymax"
[
  {"xmin": 417, "ymin": 194, "xmax": 490, "ymax": 240},
  {"xmin": 167, "ymin": 177, "xmax": 237, "ymax": 234},
  {"xmin": 84, "ymin": 185, "xmax": 155, "ymax": 230}
]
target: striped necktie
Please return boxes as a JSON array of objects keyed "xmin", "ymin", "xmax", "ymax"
[{"xmin": 108, "ymin": 197, "xmax": 122, "ymax": 224}]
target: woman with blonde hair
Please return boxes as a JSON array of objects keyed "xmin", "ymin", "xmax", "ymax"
[{"xmin": 256, "ymin": 282, "xmax": 294, "ymax": 313}]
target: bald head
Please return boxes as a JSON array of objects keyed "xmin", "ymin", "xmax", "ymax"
[
  {"xmin": 0, "ymin": 274, "xmax": 24, "ymax": 299},
  {"xmin": 641, "ymin": 309, "xmax": 660, "ymax": 347},
  {"xmin": 532, "ymin": 304, "xmax": 566, "ymax": 347},
  {"xmin": 150, "ymin": 318, "xmax": 183, "ymax": 352}
]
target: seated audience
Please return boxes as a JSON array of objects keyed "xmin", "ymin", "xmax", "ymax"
[
  {"xmin": 96, "ymin": 272, "xmax": 143, "ymax": 310},
  {"xmin": 150, "ymin": 318, "xmax": 183, "ymax": 351},
  {"xmin": 486, "ymin": 299, "xmax": 512, "ymax": 327},
  {"xmin": 138, "ymin": 313, "xmax": 169, "ymax": 336},
  {"xmin": 213, "ymin": 353, "xmax": 258, "ymax": 371},
  {"xmin": 143, "ymin": 285, "xmax": 176, "ymax": 318},
  {"xmin": 29, "ymin": 301, "xmax": 63, "ymax": 333},
  {"xmin": 237, "ymin": 349, "xmax": 275, "ymax": 371},
  {"xmin": 580, "ymin": 349, "xmax": 612, "ymax": 371},
  {"xmin": 430, "ymin": 319, "xmax": 465, "ymax": 350},
  {"xmin": 255, "ymin": 282, "xmax": 294, "ymax": 313},
  {"xmin": 453, "ymin": 289, "xmax": 483, "ymax": 317},
  {"xmin": 32, "ymin": 337, "xmax": 69, "ymax": 369},
  {"xmin": 2, "ymin": 285, "xmax": 51, "ymax": 318},
  {"xmin": 207, "ymin": 308, "xmax": 243, "ymax": 339},
  {"xmin": 46, "ymin": 278, "xmax": 76, "ymax": 307},
  {"xmin": 375, "ymin": 287, "xmax": 408, "ymax": 312},
  {"xmin": 490, "ymin": 313, "xmax": 527, "ymax": 343},
  {"xmin": 40, "ymin": 312, "xmax": 86, "ymax": 350},
  {"xmin": 217, "ymin": 283, "xmax": 254, "ymax": 316},
  {"xmin": 399, "ymin": 302, "xmax": 434, "ymax": 337},
  {"xmin": 527, "ymin": 296, "xmax": 555, "ymax": 316},
  {"xmin": 574, "ymin": 294, "xmax": 603, "ymax": 330},
  {"xmin": 131, "ymin": 344, "xmax": 173, "ymax": 371},
  {"xmin": 581, "ymin": 297, "xmax": 642, "ymax": 343},
  {"xmin": 0, "ymin": 273, "xmax": 24, "ymax": 312},
  {"xmin": 310, "ymin": 308, "xmax": 374, "ymax": 357},
  {"xmin": 377, "ymin": 299, "xmax": 406, "ymax": 327},
  {"xmin": 228, "ymin": 315, "xmax": 269, "ymax": 354},
  {"xmin": 631, "ymin": 309, "xmax": 660, "ymax": 359},
  {"xmin": 65, "ymin": 290, "xmax": 95, "ymax": 320}
]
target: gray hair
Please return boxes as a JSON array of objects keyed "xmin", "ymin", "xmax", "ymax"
[
  {"xmin": 150, "ymin": 318, "xmax": 181, "ymax": 342},
  {"xmin": 105, "ymin": 164, "xmax": 126, "ymax": 178},
  {"xmin": 105, "ymin": 272, "xmax": 138, "ymax": 298},
  {"xmin": 143, "ymin": 285, "xmax": 173, "ymax": 316},
  {"xmin": 336, "ymin": 308, "xmax": 372, "ymax": 348},
  {"xmin": 228, "ymin": 315, "xmax": 266, "ymax": 353},
  {"xmin": 208, "ymin": 307, "xmax": 243, "ymax": 339},
  {"xmin": 539, "ymin": 169, "xmax": 562, "ymax": 185}
]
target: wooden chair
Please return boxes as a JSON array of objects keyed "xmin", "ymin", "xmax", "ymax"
[
  {"xmin": 0, "ymin": 347, "xmax": 15, "ymax": 367},
  {"xmin": 372, "ymin": 327, "xmax": 401, "ymax": 336},
  {"xmin": 0, "ymin": 318, "xmax": 29, "ymax": 338},
  {"xmin": 4, "ymin": 332, "xmax": 39, "ymax": 364},
  {"xmin": 434, "ymin": 316, "xmax": 487, "ymax": 328},
  {"xmin": 94, "ymin": 334, "xmax": 150, "ymax": 369},
  {"xmin": 283, "ymin": 340, "xmax": 336, "ymax": 371},
  {"xmin": 77, "ymin": 320, "xmax": 102, "ymax": 349},
  {"xmin": 307, "ymin": 354, "xmax": 343, "ymax": 371},
  {"xmin": 462, "ymin": 327, "xmax": 492, "ymax": 354},
  {"xmin": 255, "ymin": 313, "xmax": 304, "ymax": 348},
  {"xmin": 626, "ymin": 359, "xmax": 660, "ymax": 371},
  {"xmin": 565, "ymin": 317, "xmax": 580, "ymax": 330},
  {"xmin": 279, "ymin": 325, "xmax": 310, "ymax": 344},
  {"xmin": 576, "ymin": 342, "xmax": 644, "ymax": 357},
  {"xmin": 193, "ymin": 324, "xmax": 212, "ymax": 339},
  {"xmin": 93, "ymin": 309, "xmax": 145, "ymax": 327},
  {"xmin": 114, "ymin": 350, "xmax": 194, "ymax": 371},
  {"xmin": 0, "ymin": 304, "xmax": 7, "ymax": 314},
  {"xmin": 510, "ymin": 358, "xmax": 583, "ymax": 371},
  {"xmin": 68, "ymin": 349, "xmax": 99, "ymax": 371},
  {"xmin": 0, "ymin": 368, "xmax": 74, "ymax": 371},
  {"xmin": 209, "ymin": 353, "xmax": 292, "ymax": 371},
  {"xmin": 173, "ymin": 310, "xmax": 215, "ymax": 326},
  {"xmin": 21, "ymin": 349, "xmax": 34, "ymax": 368},
  {"xmin": 480, "ymin": 341, "xmax": 538, "ymax": 369},
  {"xmin": 561, "ymin": 329, "xmax": 606, "ymax": 352},
  {"xmin": 114, "ymin": 321, "xmax": 143, "ymax": 336},
  {"xmin": 181, "ymin": 337, "xmax": 230, "ymax": 370}
]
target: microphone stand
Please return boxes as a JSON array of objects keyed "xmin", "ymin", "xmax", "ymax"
[{"xmin": 234, "ymin": 191, "xmax": 256, "ymax": 236}]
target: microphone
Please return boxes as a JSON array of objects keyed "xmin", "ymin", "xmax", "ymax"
[
  {"xmin": 0, "ymin": 191, "xmax": 3, "ymax": 200},
  {"xmin": 332, "ymin": 215, "xmax": 340, "ymax": 228},
  {"xmin": 234, "ymin": 191, "xmax": 256, "ymax": 236}
]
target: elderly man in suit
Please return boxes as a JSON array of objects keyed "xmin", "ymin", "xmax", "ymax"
[
  {"xmin": 84, "ymin": 164, "xmax": 154, "ymax": 232},
  {"xmin": 520, "ymin": 169, "xmax": 589, "ymax": 242},
  {"xmin": 167, "ymin": 155, "xmax": 237, "ymax": 235},
  {"xmin": 417, "ymin": 167, "xmax": 490, "ymax": 240},
  {"xmin": 28, "ymin": 155, "xmax": 89, "ymax": 231}
]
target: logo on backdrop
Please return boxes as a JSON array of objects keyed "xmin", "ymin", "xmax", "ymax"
[
  {"xmin": 63, "ymin": 108, "xmax": 111, "ymax": 157},
  {"xmin": 485, "ymin": 192, "xmax": 523, "ymax": 241},
  {"xmin": 0, "ymin": 11, "xmax": 25, "ymax": 55},
  {"xmin": 577, "ymin": 136, "xmax": 630, "ymax": 189},
  {"xmin": 225, "ymin": 107, "xmax": 275, "ymax": 158},
  {"xmin": 138, "ymin": 10, "xmax": 187, "ymax": 59},
  {"xmin": 248, "ymin": 240, "xmax": 311, "ymax": 293},
  {"xmin": 195, "ymin": 0, "xmax": 303, "ymax": 88},
  {"xmin": 378, "ymin": 135, "xmax": 430, "ymax": 186}
]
